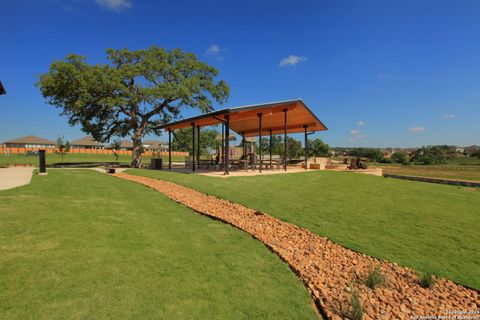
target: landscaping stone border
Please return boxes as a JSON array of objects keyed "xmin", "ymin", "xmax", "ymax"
[
  {"xmin": 114, "ymin": 172, "xmax": 480, "ymax": 319},
  {"xmin": 384, "ymin": 173, "xmax": 480, "ymax": 188}
]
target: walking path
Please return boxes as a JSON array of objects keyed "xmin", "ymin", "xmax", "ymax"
[
  {"xmin": 113, "ymin": 172, "xmax": 479, "ymax": 320},
  {"xmin": 0, "ymin": 167, "xmax": 35, "ymax": 190},
  {"xmin": 0, "ymin": 167, "xmax": 127, "ymax": 191}
]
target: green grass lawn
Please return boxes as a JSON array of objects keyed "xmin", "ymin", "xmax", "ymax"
[
  {"xmin": 378, "ymin": 163, "xmax": 480, "ymax": 181},
  {"xmin": 0, "ymin": 153, "xmax": 186, "ymax": 167},
  {"xmin": 374, "ymin": 157, "xmax": 480, "ymax": 181},
  {"xmin": 0, "ymin": 170, "xmax": 318, "ymax": 319},
  {"xmin": 128, "ymin": 169, "xmax": 480, "ymax": 290}
]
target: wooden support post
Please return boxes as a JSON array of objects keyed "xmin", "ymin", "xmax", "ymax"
[
  {"xmin": 242, "ymin": 132, "xmax": 246, "ymax": 158},
  {"xmin": 168, "ymin": 129, "xmax": 172, "ymax": 170},
  {"xmin": 258, "ymin": 113, "xmax": 262, "ymax": 173},
  {"xmin": 221, "ymin": 123, "xmax": 225, "ymax": 169},
  {"xmin": 225, "ymin": 115, "xmax": 230, "ymax": 175},
  {"xmin": 304, "ymin": 125, "xmax": 308, "ymax": 170},
  {"xmin": 197, "ymin": 125, "xmax": 200, "ymax": 170},
  {"xmin": 269, "ymin": 129, "xmax": 272, "ymax": 170},
  {"xmin": 283, "ymin": 109, "xmax": 288, "ymax": 171},
  {"xmin": 192, "ymin": 123, "xmax": 195, "ymax": 172}
]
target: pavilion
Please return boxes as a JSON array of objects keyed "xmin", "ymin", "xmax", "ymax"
[{"xmin": 158, "ymin": 99, "xmax": 328, "ymax": 175}]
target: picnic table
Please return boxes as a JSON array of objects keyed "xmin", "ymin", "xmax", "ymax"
[{"xmin": 229, "ymin": 158, "xmax": 281, "ymax": 171}]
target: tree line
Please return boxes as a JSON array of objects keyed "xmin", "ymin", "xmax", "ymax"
[
  {"xmin": 170, "ymin": 126, "xmax": 331, "ymax": 159},
  {"xmin": 334, "ymin": 145, "xmax": 479, "ymax": 165}
]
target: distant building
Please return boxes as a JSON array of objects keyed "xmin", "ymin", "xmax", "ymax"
[
  {"xmin": 465, "ymin": 145, "xmax": 479, "ymax": 155},
  {"xmin": 143, "ymin": 140, "xmax": 169, "ymax": 152},
  {"xmin": 106, "ymin": 140, "xmax": 134, "ymax": 151},
  {"xmin": 455, "ymin": 146, "xmax": 465, "ymax": 154},
  {"xmin": 105, "ymin": 140, "xmax": 168, "ymax": 151},
  {"xmin": 3, "ymin": 135, "xmax": 56, "ymax": 149},
  {"xmin": 70, "ymin": 136, "xmax": 103, "ymax": 149}
]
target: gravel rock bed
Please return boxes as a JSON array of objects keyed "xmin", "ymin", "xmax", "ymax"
[{"xmin": 114, "ymin": 172, "xmax": 479, "ymax": 319}]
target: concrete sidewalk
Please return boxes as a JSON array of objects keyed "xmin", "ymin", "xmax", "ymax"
[{"xmin": 0, "ymin": 167, "xmax": 35, "ymax": 190}]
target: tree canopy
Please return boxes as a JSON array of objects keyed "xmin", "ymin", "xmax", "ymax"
[
  {"xmin": 391, "ymin": 151, "xmax": 409, "ymax": 164},
  {"xmin": 348, "ymin": 148, "xmax": 385, "ymax": 162},
  {"xmin": 37, "ymin": 46, "xmax": 229, "ymax": 167},
  {"xmin": 286, "ymin": 137, "xmax": 303, "ymax": 159},
  {"xmin": 307, "ymin": 138, "xmax": 330, "ymax": 157},
  {"xmin": 410, "ymin": 146, "xmax": 447, "ymax": 165},
  {"xmin": 259, "ymin": 135, "xmax": 283, "ymax": 155},
  {"xmin": 172, "ymin": 127, "xmax": 218, "ymax": 156}
]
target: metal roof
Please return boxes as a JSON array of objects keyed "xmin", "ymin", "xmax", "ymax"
[{"xmin": 158, "ymin": 99, "xmax": 328, "ymax": 137}]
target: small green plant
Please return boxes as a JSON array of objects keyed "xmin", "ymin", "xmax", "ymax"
[
  {"xmin": 56, "ymin": 136, "xmax": 70, "ymax": 163},
  {"xmin": 419, "ymin": 273, "xmax": 436, "ymax": 288},
  {"xmin": 111, "ymin": 140, "xmax": 122, "ymax": 161},
  {"xmin": 365, "ymin": 265, "xmax": 387, "ymax": 289},
  {"xmin": 345, "ymin": 290, "xmax": 364, "ymax": 320}
]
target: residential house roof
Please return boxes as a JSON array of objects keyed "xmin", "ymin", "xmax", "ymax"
[
  {"xmin": 70, "ymin": 136, "xmax": 102, "ymax": 147},
  {"xmin": 3, "ymin": 135, "xmax": 56, "ymax": 145}
]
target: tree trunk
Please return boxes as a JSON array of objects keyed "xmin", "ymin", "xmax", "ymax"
[{"xmin": 130, "ymin": 135, "xmax": 143, "ymax": 168}]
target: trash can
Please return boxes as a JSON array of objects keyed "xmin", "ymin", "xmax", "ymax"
[{"xmin": 150, "ymin": 158, "xmax": 163, "ymax": 170}]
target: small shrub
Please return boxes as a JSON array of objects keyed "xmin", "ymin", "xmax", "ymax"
[
  {"xmin": 379, "ymin": 158, "xmax": 393, "ymax": 164},
  {"xmin": 410, "ymin": 146, "xmax": 447, "ymax": 165},
  {"xmin": 365, "ymin": 265, "xmax": 387, "ymax": 289},
  {"xmin": 419, "ymin": 273, "xmax": 436, "ymax": 288},
  {"xmin": 345, "ymin": 290, "xmax": 364, "ymax": 320},
  {"xmin": 391, "ymin": 151, "xmax": 409, "ymax": 164}
]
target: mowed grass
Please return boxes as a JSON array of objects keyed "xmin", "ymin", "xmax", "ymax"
[
  {"xmin": 376, "ymin": 157, "xmax": 480, "ymax": 181},
  {"xmin": 128, "ymin": 169, "xmax": 480, "ymax": 289},
  {"xmin": 0, "ymin": 170, "xmax": 318, "ymax": 319},
  {"xmin": 0, "ymin": 153, "xmax": 186, "ymax": 166},
  {"xmin": 380, "ymin": 163, "xmax": 480, "ymax": 181}
]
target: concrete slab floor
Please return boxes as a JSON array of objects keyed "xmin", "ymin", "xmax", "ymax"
[{"xmin": 0, "ymin": 167, "xmax": 35, "ymax": 190}]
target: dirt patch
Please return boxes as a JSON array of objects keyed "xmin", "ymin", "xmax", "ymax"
[{"xmin": 114, "ymin": 172, "xmax": 480, "ymax": 319}]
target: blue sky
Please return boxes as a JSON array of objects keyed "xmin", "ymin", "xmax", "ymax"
[{"xmin": 1, "ymin": 0, "xmax": 479, "ymax": 147}]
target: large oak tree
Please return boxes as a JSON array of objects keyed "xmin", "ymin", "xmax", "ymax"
[{"xmin": 37, "ymin": 46, "xmax": 229, "ymax": 167}]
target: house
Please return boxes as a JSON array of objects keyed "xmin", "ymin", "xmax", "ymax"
[
  {"xmin": 465, "ymin": 145, "xmax": 479, "ymax": 155},
  {"xmin": 70, "ymin": 136, "xmax": 103, "ymax": 149},
  {"xmin": 455, "ymin": 146, "xmax": 465, "ymax": 154},
  {"xmin": 143, "ymin": 140, "xmax": 169, "ymax": 152},
  {"xmin": 3, "ymin": 135, "xmax": 56, "ymax": 149},
  {"xmin": 105, "ymin": 140, "xmax": 168, "ymax": 151},
  {"xmin": 109, "ymin": 140, "xmax": 134, "ymax": 151}
]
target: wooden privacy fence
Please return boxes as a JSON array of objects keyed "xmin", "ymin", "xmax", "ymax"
[{"xmin": 0, "ymin": 147, "xmax": 189, "ymax": 157}]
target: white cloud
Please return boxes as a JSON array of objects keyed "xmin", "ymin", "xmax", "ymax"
[
  {"xmin": 407, "ymin": 126, "xmax": 425, "ymax": 133},
  {"xmin": 357, "ymin": 120, "xmax": 366, "ymax": 126},
  {"xmin": 349, "ymin": 128, "xmax": 368, "ymax": 142},
  {"xmin": 95, "ymin": 0, "xmax": 132, "ymax": 12},
  {"xmin": 205, "ymin": 45, "xmax": 226, "ymax": 61},
  {"xmin": 349, "ymin": 134, "xmax": 368, "ymax": 142},
  {"xmin": 206, "ymin": 44, "xmax": 221, "ymax": 55},
  {"xmin": 441, "ymin": 113, "xmax": 456, "ymax": 119},
  {"xmin": 278, "ymin": 55, "xmax": 306, "ymax": 67}
]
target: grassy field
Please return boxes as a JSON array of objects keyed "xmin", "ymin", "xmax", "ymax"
[
  {"xmin": 128, "ymin": 169, "xmax": 480, "ymax": 290},
  {"xmin": 376, "ymin": 157, "xmax": 480, "ymax": 181},
  {"xmin": 380, "ymin": 164, "xmax": 480, "ymax": 181},
  {"xmin": 0, "ymin": 153, "xmax": 186, "ymax": 166},
  {"xmin": 0, "ymin": 170, "xmax": 317, "ymax": 319}
]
